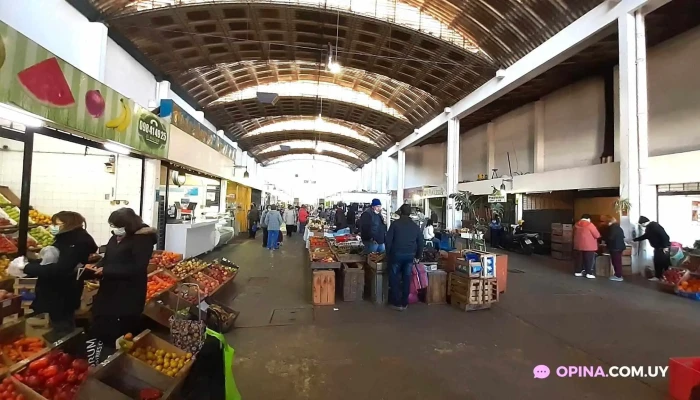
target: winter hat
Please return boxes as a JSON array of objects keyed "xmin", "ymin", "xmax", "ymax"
[
  {"xmin": 581, "ymin": 214, "xmax": 591, "ymax": 220},
  {"xmin": 638, "ymin": 216, "xmax": 650, "ymax": 224},
  {"xmin": 371, "ymin": 199, "xmax": 382, "ymax": 207}
]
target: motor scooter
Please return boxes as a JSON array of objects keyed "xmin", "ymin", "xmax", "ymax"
[{"xmin": 500, "ymin": 225, "xmax": 540, "ymax": 255}]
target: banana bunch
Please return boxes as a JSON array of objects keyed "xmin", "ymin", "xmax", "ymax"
[{"xmin": 105, "ymin": 98, "xmax": 131, "ymax": 133}]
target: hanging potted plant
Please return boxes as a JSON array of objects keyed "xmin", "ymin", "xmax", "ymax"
[{"xmin": 615, "ymin": 198, "xmax": 632, "ymax": 216}]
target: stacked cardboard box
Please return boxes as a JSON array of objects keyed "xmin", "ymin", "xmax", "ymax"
[{"xmin": 551, "ymin": 223, "xmax": 574, "ymax": 260}]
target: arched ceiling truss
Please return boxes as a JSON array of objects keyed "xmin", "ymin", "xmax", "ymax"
[
  {"xmin": 233, "ymin": 116, "xmax": 392, "ymax": 147},
  {"xmin": 83, "ymin": 0, "xmax": 604, "ymax": 169},
  {"xmin": 239, "ymin": 131, "xmax": 380, "ymax": 159},
  {"xmin": 258, "ymin": 149, "xmax": 363, "ymax": 169},
  {"xmin": 253, "ymin": 140, "xmax": 366, "ymax": 161},
  {"xmin": 181, "ymin": 61, "xmax": 441, "ymax": 123},
  {"xmin": 265, "ymin": 154, "xmax": 356, "ymax": 169}
]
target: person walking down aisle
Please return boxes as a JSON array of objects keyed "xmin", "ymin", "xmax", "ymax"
[
  {"xmin": 260, "ymin": 205, "xmax": 270, "ymax": 248},
  {"xmin": 334, "ymin": 204, "xmax": 347, "ymax": 232},
  {"xmin": 423, "ymin": 218, "xmax": 440, "ymax": 249},
  {"xmin": 298, "ymin": 205, "xmax": 309, "ymax": 235},
  {"xmin": 385, "ymin": 204, "xmax": 424, "ymax": 311},
  {"xmin": 247, "ymin": 203, "xmax": 260, "ymax": 239},
  {"xmin": 634, "ymin": 216, "xmax": 671, "ymax": 281},
  {"xmin": 284, "ymin": 205, "xmax": 297, "ymax": 237},
  {"xmin": 573, "ymin": 214, "xmax": 601, "ymax": 279},
  {"xmin": 360, "ymin": 199, "xmax": 387, "ymax": 254},
  {"xmin": 85, "ymin": 208, "xmax": 157, "ymax": 349},
  {"xmin": 606, "ymin": 217, "xmax": 626, "ymax": 282},
  {"xmin": 17, "ymin": 211, "xmax": 97, "ymax": 335},
  {"xmin": 264, "ymin": 205, "xmax": 284, "ymax": 250}
]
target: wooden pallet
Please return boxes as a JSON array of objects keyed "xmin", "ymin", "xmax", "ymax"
[
  {"xmin": 312, "ymin": 270, "xmax": 336, "ymax": 305},
  {"xmin": 450, "ymin": 292, "xmax": 492, "ymax": 312},
  {"xmin": 449, "ymin": 272, "xmax": 484, "ymax": 304},
  {"xmin": 482, "ymin": 278, "xmax": 499, "ymax": 303}
]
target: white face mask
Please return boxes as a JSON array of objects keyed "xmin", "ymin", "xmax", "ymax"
[
  {"xmin": 112, "ymin": 227, "xmax": 126, "ymax": 236},
  {"xmin": 48, "ymin": 225, "xmax": 60, "ymax": 235}
]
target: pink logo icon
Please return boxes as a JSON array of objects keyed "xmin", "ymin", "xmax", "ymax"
[{"xmin": 533, "ymin": 365, "xmax": 550, "ymax": 379}]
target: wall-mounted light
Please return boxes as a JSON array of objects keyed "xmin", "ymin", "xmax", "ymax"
[
  {"xmin": 103, "ymin": 142, "xmax": 131, "ymax": 155},
  {"xmin": 0, "ymin": 104, "xmax": 43, "ymax": 127}
]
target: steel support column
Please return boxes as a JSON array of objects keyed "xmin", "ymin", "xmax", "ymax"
[
  {"xmin": 618, "ymin": 10, "xmax": 649, "ymax": 274},
  {"xmin": 446, "ymin": 117, "xmax": 460, "ymax": 229},
  {"xmin": 397, "ymin": 150, "xmax": 406, "ymax": 211}
]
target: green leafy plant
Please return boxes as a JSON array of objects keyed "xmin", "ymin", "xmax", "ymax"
[{"xmin": 614, "ymin": 198, "xmax": 632, "ymax": 215}]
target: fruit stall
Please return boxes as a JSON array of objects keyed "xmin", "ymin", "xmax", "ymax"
[{"xmin": 141, "ymin": 252, "xmax": 240, "ymax": 331}]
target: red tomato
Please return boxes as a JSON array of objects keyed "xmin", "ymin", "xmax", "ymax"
[
  {"xmin": 2, "ymin": 378, "xmax": 11, "ymax": 386},
  {"xmin": 52, "ymin": 372, "xmax": 66, "ymax": 385},
  {"xmin": 15, "ymin": 395, "xmax": 25, "ymax": 400},
  {"xmin": 25, "ymin": 376, "xmax": 40, "ymax": 389},
  {"xmin": 40, "ymin": 366, "xmax": 59, "ymax": 378},
  {"xmin": 77, "ymin": 373, "xmax": 86, "ymax": 383},
  {"xmin": 28, "ymin": 358, "xmax": 49, "ymax": 372},
  {"xmin": 71, "ymin": 360, "xmax": 88, "ymax": 373},
  {"xmin": 12, "ymin": 375, "xmax": 23, "ymax": 384},
  {"xmin": 57, "ymin": 354, "xmax": 73, "ymax": 367},
  {"xmin": 65, "ymin": 370, "xmax": 77, "ymax": 384},
  {"xmin": 40, "ymin": 389, "xmax": 51, "ymax": 399},
  {"xmin": 2, "ymin": 390, "xmax": 11, "ymax": 398},
  {"xmin": 44, "ymin": 376, "xmax": 60, "ymax": 389}
]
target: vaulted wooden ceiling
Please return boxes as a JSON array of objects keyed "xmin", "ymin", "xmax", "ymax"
[{"xmin": 78, "ymin": 0, "xmax": 604, "ymax": 169}]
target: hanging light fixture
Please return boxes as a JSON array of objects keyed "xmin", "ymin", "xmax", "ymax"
[
  {"xmin": 244, "ymin": 167, "xmax": 250, "ymax": 178},
  {"xmin": 327, "ymin": 11, "xmax": 342, "ymax": 74}
]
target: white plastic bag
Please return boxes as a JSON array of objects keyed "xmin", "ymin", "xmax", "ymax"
[
  {"xmin": 39, "ymin": 246, "xmax": 60, "ymax": 265},
  {"xmin": 8, "ymin": 256, "xmax": 27, "ymax": 278}
]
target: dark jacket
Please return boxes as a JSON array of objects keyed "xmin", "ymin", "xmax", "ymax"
[
  {"xmin": 247, "ymin": 208, "xmax": 260, "ymax": 224},
  {"xmin": 335, "ymin": 209, "xmax": 347, "ymax": 230},
  {"xmin": 91, "ymin": 226, "xmax": 157, "ymax": 317},
  {"xmin": 385, "ymin": 216, "xmax": 424, "ymax": 260},
  {"xmin": 359, "ymin": 210, "xmax": 387, "ymax": 244},
  {"xmin": 633, "ymin": 221, "xmax": 670, "ymax": 249},
  {"xmin": 607, "ymin": 223, "xmax": 626, "ymax": 252},
  {"xmin": 24, "ymin": 228, "xmax": 97, "ymax": 315}
]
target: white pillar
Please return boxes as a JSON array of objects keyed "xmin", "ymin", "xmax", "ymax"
[
  {"xmin": 533, "ymin": 100, "xmax": 545, "ymax": 173},
  {"xmin": 446, "ymin": 117, "xmax": 460, "ymax": 229},
  {"xmin": 397, "ymin": 150, "xmax": 406, "ymax": 210},
  {"xmin": 380, "ymin": 152, "xmax": 388, "ymax": 193},
  {"xmin": 487, "ymin": 122, "xmax": 496, "ymax": 177},
  {"xmin": 618, "ymin": 11, "xmax": 649, "ymax": 274},
  {"xmin": 156, "ymin": 80, "xmax": 171, "ymax": 102}
]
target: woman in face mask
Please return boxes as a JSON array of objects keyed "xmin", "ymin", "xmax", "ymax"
[
  {"xmin": 22, "ymin": 211, "xmax": 97, "ymax": 334},
  {"xmin": 85, "ymin": 208, "xmax": 157, "ymax": 348}
]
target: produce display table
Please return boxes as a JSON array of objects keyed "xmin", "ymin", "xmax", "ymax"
[{"xmin": 165, "ymin": 221, "xmax": 217, "ymax": 259}]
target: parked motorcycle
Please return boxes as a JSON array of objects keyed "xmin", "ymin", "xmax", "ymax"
[{"xmin": 500, "ymin": 225, "xmax": 540, "ymax": 255}]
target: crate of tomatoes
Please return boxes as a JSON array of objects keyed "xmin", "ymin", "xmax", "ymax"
[{"xmin": 145, "ymin": 272, "xmax": 177, "ymax": 303}]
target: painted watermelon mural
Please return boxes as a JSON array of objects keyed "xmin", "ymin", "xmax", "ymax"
[
  {"xmin": 0, "ymin": 21, "xmax": 169, "ymax": 159},
  {"xmin": 17, "ymin": 57, "xmax": 76, "ymax": 108}
]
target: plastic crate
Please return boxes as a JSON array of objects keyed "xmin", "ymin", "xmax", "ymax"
[{"xmin": 669, "ymin": 357, "xmax": 700, "ymax": 400}]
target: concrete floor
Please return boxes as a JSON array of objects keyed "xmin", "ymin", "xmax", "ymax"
[{"xmin": 207, "ymin": 235, "xmax": 700, "ymax": 400}]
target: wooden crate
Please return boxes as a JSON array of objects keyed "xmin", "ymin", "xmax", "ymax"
[
  {"xmin": 450, "ymin": 292, "xmax": 492, "ymax": 312},
  {"xmin": 595, "ymin": 254, "xmax": 613, "ymax": 277},
  {"xmin": 495, "ymin": 253, "xmax": 507, "ymax": 293},
  {"xmin": 552, "ymin": 250, "xmax": 573, "ymax": 260},
  {"xmin": 365, "ymin": 267, "xmax": 388, "ymax": 305},
  {"xmin": 341, "ymin": 264, "xmax": 364, "ymax": 302},
  {"xmin": 426, "ymin": 270, "xmax": 447, "ymax": 305},
  {"xmin": 482, "ymin": 278, "xmax": 499, "ymax": 303},
  {"xmin": 449, "ymin": 272, "xmax": 484, "ymax": 303},
  {"xmin": 312, "ymin": 270, "xmax": 335, "ymax": 305}
]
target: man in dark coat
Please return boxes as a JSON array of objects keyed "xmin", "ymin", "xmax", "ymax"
[
  {"xmin": 385, "ymin": 204, "xmax": 424, "ymax": 311},
  {"xmin": 360, "ymin": 198, "xmax": 387, "ymax": 254},
  {"xmin": 334, "ymin": 204, "xmax": 347, "ymax": 231},
  {"xmin": 633, "ymin": 215, "xmax": 671, "ymax": 281},
  {"xmin": 606, "ymin": 217, "xmax": 626, "ymax": 281},
  {"xmin": 247, "ymin": 203, "xmax": 260, "ymax": 239}
]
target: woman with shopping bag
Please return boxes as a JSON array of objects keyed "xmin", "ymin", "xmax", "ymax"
[{"xmin": 9, "ymin": 211, "xmax": 97, "ymax": 334}]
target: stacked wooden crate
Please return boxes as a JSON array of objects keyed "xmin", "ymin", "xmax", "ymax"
[
  {"xmin": 448, "ymin": 271, "xmax": 498, "ymax": 312},
  {"xmin": 551, "ymin": 223, "xmax": 574, "ymax": 260}
]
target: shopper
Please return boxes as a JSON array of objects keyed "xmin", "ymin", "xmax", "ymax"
[
  {"xmin": 298, "ymin": 205, "xmax": 309, "ymax": 235},
  {"xmin": 86, "ymin": 208, "xmax": 157, "ymax": 348},
  {"xmin": 247, "ymin": 203, "xmax": 260, "ymax": 239},
  {"xmin": 264, "ymin": 205, "xmax": 284, "ymax": 250},
  {"xmin": 634, "ymin": 216, "xmax": 671, "ymax": 281},
  {"xmin": 573, "ymin": 214, "xmax": 601, "ymax": 279},
  {"xmin": 283, "ymin": 205, "xmax": 297, "ymax": 237},
  {"xmin": 260, "ymin": 205, "xmax": 270, "ymax": 248},
  {"xmin": 423, "ymin": 218, "xmax": 440, "ymax": 249},
  {"xmin": 334, "ymin": 204, "xmax": 347, "ymax": 232},
  {"xmin": 20, "ymin": 211, "xmax": 97, "ymax": 334},
  {"xmin": 489, "ymin": 214, "xmax": 503, "ymax": 248},
  {"xmin": 606, "ymin": 217, "xmax": 626, "ymax": 282},
  {"xmin": 346, "ymin": 207, "xmax": 357, "ymax": 234},
  {"xmin": 359, "ymin": 199, "xmax": 387, "ymax": 253},
  {"xmin": 385, "ymin": 204, "xmax": 424, "ymax": 311}
]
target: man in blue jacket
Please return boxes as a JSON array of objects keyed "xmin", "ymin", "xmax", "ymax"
[
  {"xmin": 385, "ymin": 204, "xmax": 424, "ymax": 311},
  {"xmin": 360, "ymin": 199, "xmax": 387, "ymax": 254}
]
